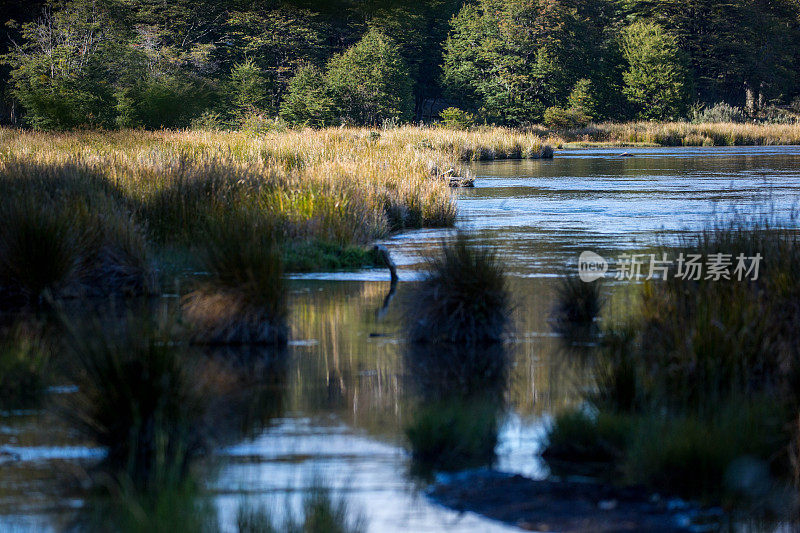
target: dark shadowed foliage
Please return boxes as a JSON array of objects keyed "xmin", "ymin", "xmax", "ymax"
[
  {"xmin": 551, "ymin": 275, "xmax": 604, "ymax": 347},
  {"xmin": 404, "ymin": 342, "xmax": 509, "ymax": 399},
  {"xmin": 405, "ymin": 232, "xmax": 510, "ymax": 345},
  {"xmin": 200, "ymin": 345, "xmax": 288, "ymax": 444},
  {"xmin": 59, "ymin": 309, "xmax": 209, "ymax": 490},
  {"xmin": 0, "ymin": 322, "xmax": 50, "ymax": 408},
  {"xmin": 0, "ymin": 199, "xmax": 81, "ymax": 307},
  {"xmin": 404, "ymin": 341, "xmax": 506, "ymax": 477},
  {"xmin": 406, "ymin": 394, "xmax": 502, "ymax": 477},
  {"xmin": 0, "ymin": 160, "xmax": 155, "ymax": 305},
  {"xmin": 183, "ymin": 213, "xmax": 288, "ymax": 345}
]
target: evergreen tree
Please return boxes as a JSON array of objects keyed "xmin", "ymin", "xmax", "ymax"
[
  {"xmin": 442, "ymin": 0, "xmax": 615, "ymax": 125},
  {"xmin": 280, "ymin": 65, "xmax": 335, "ymax": 127},
  {"xmin": 567, "ymin": 79, "xmax": 598, "ymax": 120},
  {"xmin": 326, "ymin": 29, "xmax": 413, "ymax": 125},
  {"xmin": 227, "ymin": 60, "xmax": 270, "ymax": 119},
  {"xmin": 620, "ymin": 21, "xmax": 689, "ymax": 120}
]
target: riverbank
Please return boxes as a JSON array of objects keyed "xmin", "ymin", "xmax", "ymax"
[
  {"xmin": 554, "ymin": 121, "xmax": 800, "ymax": 147},
  {"xmin": 0, "ymin": 126, "xmax": 558, "ymax": 284}
]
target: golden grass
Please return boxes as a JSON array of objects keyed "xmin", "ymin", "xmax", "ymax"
[
  {"xmin": 564, "ymin": 121, "xmax": 800, "ymax": 147},
  {"xmin": 0, "ymin": 127, "xmax": 554, "ymax": 248}
]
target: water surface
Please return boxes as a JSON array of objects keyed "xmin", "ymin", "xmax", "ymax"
[{"xmin": 4, "ymin": 146, "xmax": 800, "ymax": 532}]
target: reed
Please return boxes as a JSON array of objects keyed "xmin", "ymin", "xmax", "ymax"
[{"xmin": 237, "ymin": 486, "xmax": 365, "ymax": 533}]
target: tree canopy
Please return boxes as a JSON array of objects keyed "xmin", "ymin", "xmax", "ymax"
[{"xmin": 2, "ymin": 0, "xmax": 799, "ymax": 129}]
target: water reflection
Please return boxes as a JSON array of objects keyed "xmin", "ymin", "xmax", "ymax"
[
  {"xmin": 202, "ymin": 346, "xmax": 289, "ymax": 445},
  {"xmin": 5, "ymin": 147, "xmax": 800, "ymax": 531},
  {"xmin": 404, "ymin": 342, "xmax": 508, "ymax": 477}
]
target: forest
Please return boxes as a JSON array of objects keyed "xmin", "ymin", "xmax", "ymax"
[{"xmin": 2, "ymin": 0, "xmax": 800, "ymax": 130}]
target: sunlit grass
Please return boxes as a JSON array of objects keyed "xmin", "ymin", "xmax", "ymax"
[{"xmin": 566, "ymin": 122, "xmax": 800, "ymax": 147}]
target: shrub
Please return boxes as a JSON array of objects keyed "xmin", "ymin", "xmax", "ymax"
[
  {"xmin": 60, "ymin": 311, "xmax": 209, "ymax": 490},
  {"xmin": 692, "ymin": 102, "xmax": 747, "ymax": 123},
  {"xmin": 543, "ymin": 409, "xmax": 631, "ymax": 464},
  {"xmin": 182, "ymin": 214, "xmax": 287, "ymax": 345},
  {"xmin": 115, "ymin": 74, "xmax": 213, "ymax": 129},
  {"xmin": 405, "ymin": 232, "xmax": 510, "ymax": 344},
  {"xmin": 439, "ymin": 107, "xmax": 475, "ymax": 130},
  {"xmin": 239, "ymin": 113, "xmax": 287, "ymax": 134},
  {"xmin": 543, "ymin": 106, "xmax": 590, "ymax": 129},
  {"xmin": 624, "ymin": 401, "xmax": 786, "ymax": 501}
]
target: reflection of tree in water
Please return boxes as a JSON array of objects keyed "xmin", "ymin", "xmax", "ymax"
[
  {"xmin": 199, "ymin": 345, "xmax": 289, "ymax": 445},
  {"xmin": 404, "ymin": 342, "xmax": 508, "ymax": 478}
]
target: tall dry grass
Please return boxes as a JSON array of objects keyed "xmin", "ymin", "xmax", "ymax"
[{"xmin": 566, "ymin": 122, "xmax": 800, "ymax": 146}]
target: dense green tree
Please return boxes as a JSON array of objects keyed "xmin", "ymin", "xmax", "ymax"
[
  {"xmin": 363, "ymin": 0, "xmax": 462, "ymax": 119},
  {"xmin": 627, "ymin": 0, "xmax": 800, "ymax": 108},
  {"xmin": 223, "ymin": 7, "xmax": 328, "ymax": 115},
  {"xmin": 326, "ymin": 29, "xmax": 413, "ymax": 125},
  {"xmin": 279, "ymin": 65, "xmax": 335, "ymax": 127},
  {"xmin": 4, "ymin": 0, "xmax": 123, "ymax": 129},
  {"xmin": 620, "ymin": 21, "xmax": 689, "ymax": 120},
  {"xmin": 442, "ymin": 0, "xmax": 616, "ymax": 125},
  {"xmin": 3, "ymin": 0, "xmax": 800, "ymax": 128}
]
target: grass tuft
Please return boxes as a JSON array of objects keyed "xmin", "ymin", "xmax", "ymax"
[
  {"xmin": 406, "ymin": 396, "xmax": 501, "ymax": 476},
  {"xmin": 0, "ymin": 199, "xmax": 81, "ymax": 306},
  {"xmin": 406, "ymin": 232, "xmax": 510, "ymax": 344},
  {"xmin": 237, "ymin": 486, "xmax": 365, "ymax": 533},
  {"xmin": 183, "ymin": 215, "xmax": 287, "ymax": 345},
  {"xmin": 60, "ymin": 310, "xmax": 209, "ymax": 490}
]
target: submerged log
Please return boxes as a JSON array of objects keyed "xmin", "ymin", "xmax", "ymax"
[{"xmin": 374, "ymin": 244, "xmax": 398, "ymax": 319}]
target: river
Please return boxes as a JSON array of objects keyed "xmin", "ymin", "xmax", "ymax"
[{"xmin": 3, "ymin": 146, "xmax": 800, "ymax": 532}]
